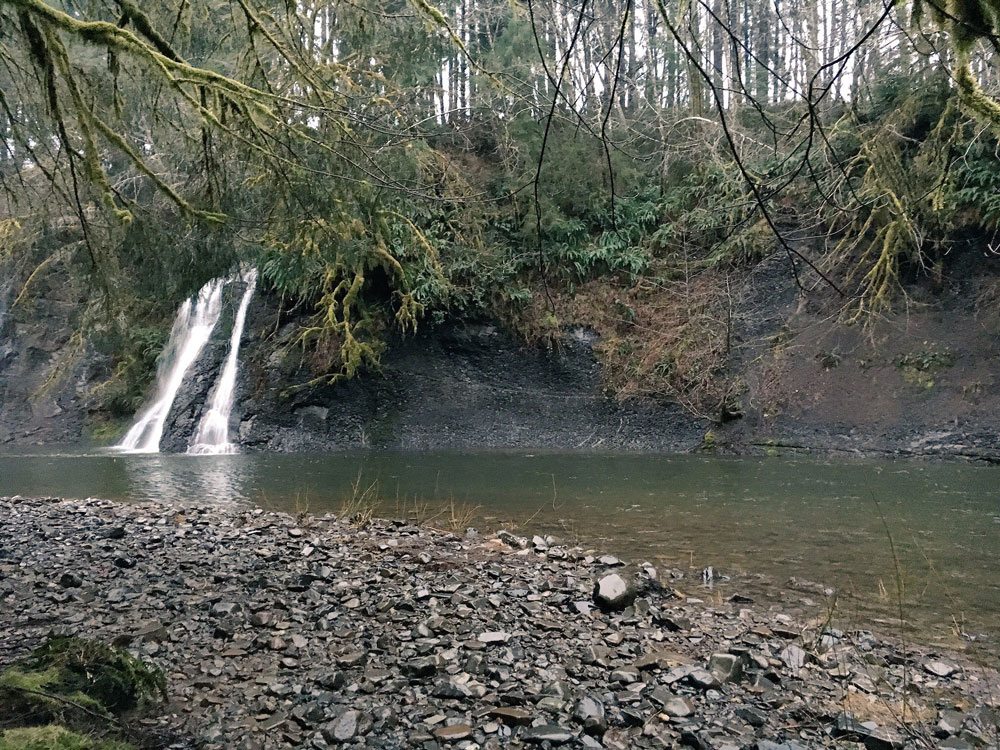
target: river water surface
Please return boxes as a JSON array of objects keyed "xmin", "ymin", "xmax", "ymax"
[{"xmin": 1, "ymin": 450, "xmax": 997, "ymax": 659}]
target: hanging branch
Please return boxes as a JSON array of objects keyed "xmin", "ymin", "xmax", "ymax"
[
  {"xmin": 652, "ymin": 0, "xmax": 845, "ymax": 296},
  {"xmin": 529, "ymin": 0, "xmax": 591, "ymax": 307}
]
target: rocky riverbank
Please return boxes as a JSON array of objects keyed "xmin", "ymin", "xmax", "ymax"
[{"xmin": 1, "ymin": 496, "xmax": 997, "ymax": 750}]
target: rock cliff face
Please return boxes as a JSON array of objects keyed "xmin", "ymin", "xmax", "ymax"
[
  {"xmin": 0, "ymin": 263, "xmax": 106, "ymax": 446},
  {"xmin": 0, "ymin": 264, "xmax": 706, "ymax": 452},
  {"xmin": 722, "ymin": 250, "xmax": 1000, "ymax": 462},
  {"xmin": 231, "ymin": 314, "xmax": 705, "ymax": 452},
  {"xmin": 2, "ymin": 249, "xmax": 1000, "ymax": 460},
  {"xmin": 156, "ymin": 282, "xmax": 251, "ymax": 454}
]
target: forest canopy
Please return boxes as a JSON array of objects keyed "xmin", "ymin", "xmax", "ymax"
[{"xmin": 1, "ymin": 0, "xmax": 998, "ymax": 414}]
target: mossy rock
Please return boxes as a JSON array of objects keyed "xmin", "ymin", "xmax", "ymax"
[
  {"xmin": 85, "ymin": 418, "xmax": 126, "ymax": 444},
  {"xmin": 0, "ymin": 637, "xmax": 165, "ymax": 730},
  {"xmin": 0, "ymin": 666, "xmax": 107, "ymax": 727},
  {"xmin": 0, "ymin": 725, "xmax": 134, "ymax": 750}
]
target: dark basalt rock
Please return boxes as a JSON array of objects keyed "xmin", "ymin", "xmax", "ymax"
[{"xmin": 232, "ymin": 315, "xmax": 706, "ymax": 453}]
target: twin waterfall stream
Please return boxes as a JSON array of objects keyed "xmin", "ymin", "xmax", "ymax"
[{"xmin": 117, "ymin": 268, "xmax": 258, "ymax": 455}]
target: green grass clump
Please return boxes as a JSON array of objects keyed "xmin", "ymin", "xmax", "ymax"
[
  {"xmin": 23, "ymin": 636, "xmax": 166, "ymax": 714},
  {"xmin": 0, "ymin": 725, "xmax": 134, "ymax": 750},
  {"xmin": 0, "ymin": 666, "xmax": 107, "ymax": 724},
  {"xmin": 0, "ymin": 636, "xmax": 166, "ymax": 742}
]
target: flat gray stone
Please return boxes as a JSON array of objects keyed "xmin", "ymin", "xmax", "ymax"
[
  {"xmin": 572, "ymin": 695, "xmax": 607, "ymax": 734},
  {"xmin": 478, "ymin": 630, "xmax": 511, "ymax": 644},
  {"xmin": 433, "ymin": 724, "xmax": 473, "ymax": 741},
  {"xmin": 925, "ymin": 660, "xmax": 959, "ymax": 678},
  {"xmin": 658, "ymin": 696, "xmax": 695, "ymax": 718},
  {"xmin": 708, "ymin": 652, "xmax": 744, "ymax": 683},
  {"xmin": 780, "ymin": 644, "xmax": 808, "ymax": 671},
  {"xmin": 523, "ymin": 725, "xmax": 574, "ymax": 744},
  {"xmin": 323, "ymin": 710, "xmax": 359, "ymax": 743}
]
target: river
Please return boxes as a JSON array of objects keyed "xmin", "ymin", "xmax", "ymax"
[{"xmin": 1, "ymin": 449, "xmax": 997, "ymax": 660}]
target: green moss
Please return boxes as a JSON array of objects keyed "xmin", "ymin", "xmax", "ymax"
[
  {"xmin": 0, "ymin": 725, "xmax": 134, "ymax": 750},
  {"xmin": 0, "ymin": 666, "xmax": 108, "ymax": 725},
  {"xmin": 85, "ymin": 419, "xmax": 125, "ymax": 444},
  {"xmin": 0, "ymin": 637, "xmax": 165, "ymax": 735},
  {"xmin": 0, "ymin": 667, "xmax": 62, "ymax": 694},
  {"xmin": 898, "ymin": 346, "xmax": 956, "ymax": 389},
  {"xmin": 25, "ymin": 637, "xmax": 166, "ymax": 713}
]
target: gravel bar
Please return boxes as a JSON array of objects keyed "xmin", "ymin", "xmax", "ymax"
[{"xmin": 1, "ymin": 496, "xmax": 997, "ymax": 750}]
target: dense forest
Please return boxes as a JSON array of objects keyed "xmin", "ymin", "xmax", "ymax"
[{"xmin": 1, "ymin": 0, "xmax": 999, "ymax": 423}]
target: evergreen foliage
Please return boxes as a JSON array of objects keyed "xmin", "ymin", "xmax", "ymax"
[
  {"xmin": 0, "ymin": 0, "xmax": 997, "ymax": 412},
  {"xmin": 0, "ymin": 636, "xmax": 164, "ymax": 750},
  {"xmin": 0, "ymin": 725, "xmax": 133, "ymax": 750}
]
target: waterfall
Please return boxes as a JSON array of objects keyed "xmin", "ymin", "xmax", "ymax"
[
  {"xmin": 187, "ymin": 268, "xmax": 258, "ymax": 455},
  {"xmin": 117, "ymin": 278, "xmax": 226, "ymax": 453}
]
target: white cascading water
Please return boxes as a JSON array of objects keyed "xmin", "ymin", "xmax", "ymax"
[
  {"xmin": 187, "ymin": 268, "xmax": 258, "ymax": 455},
  {"xmin": 117, "ymin": 278, "xmax": 226, "ymax": 453}
]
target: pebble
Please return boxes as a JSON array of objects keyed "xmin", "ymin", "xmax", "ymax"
[
  {"xmin": 433, "ymin": 723, "xmax": 473, "ymax": 741},
  {"xmin": 522, "ymin": 725, "xmax": 574, "ymax": 744},
  {"xmin": 0, "ymin": 495, "xmax": 995, "ymax": 750}
]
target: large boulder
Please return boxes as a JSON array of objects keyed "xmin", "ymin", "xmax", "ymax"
[{"xmin": 593, "ymin": 572, "xmax": 637, "ymax": 612}]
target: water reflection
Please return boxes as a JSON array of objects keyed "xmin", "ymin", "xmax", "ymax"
[{"xmin": 117, "ymin": 453, "xmax": 259, "ymax": 506}]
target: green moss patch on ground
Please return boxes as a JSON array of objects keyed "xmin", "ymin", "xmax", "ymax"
[
  {"xmin": 0, "ymin": 637, "xmax": 165, "ymax": 750},
  {"xmin": 0, "ymin": 726, "xmax": 134, "ymax": 750}
]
